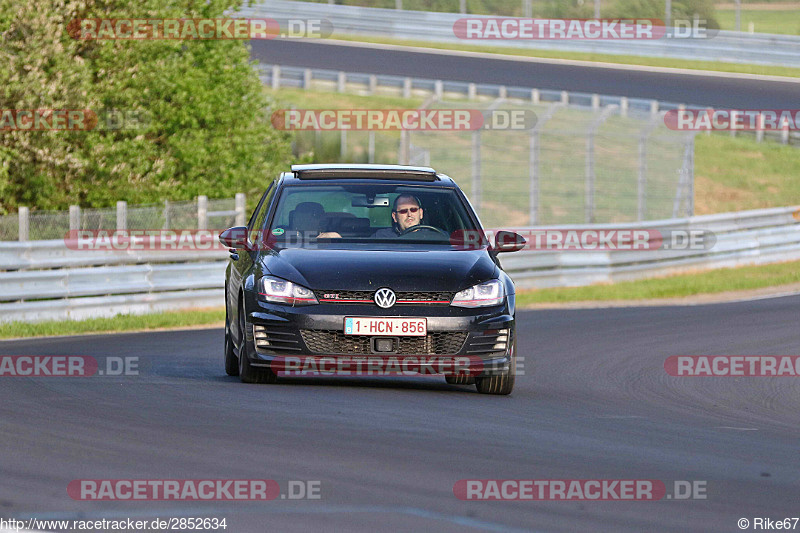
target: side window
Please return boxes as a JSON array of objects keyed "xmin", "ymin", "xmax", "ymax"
[{"xmin": 249, "ymin": 182, "xmax": 276, "ymax": 244}]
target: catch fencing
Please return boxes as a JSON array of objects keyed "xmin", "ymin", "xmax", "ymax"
[{"xmin": 1, "ymin": 195, "xmax": 246, "ymax": 242}]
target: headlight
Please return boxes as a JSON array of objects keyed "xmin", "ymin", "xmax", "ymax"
[
  {"xmin": 451, "ymin": 279, "xmax": 505, "ymax": 308},
  {"xmin": 258, "ymin": 276, "xmax": 318, "ymax": 306}
]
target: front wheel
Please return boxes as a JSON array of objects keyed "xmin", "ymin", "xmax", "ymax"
[{"xmin": 475, "ymin": 340, "xmax": 516, "ymax": 395}]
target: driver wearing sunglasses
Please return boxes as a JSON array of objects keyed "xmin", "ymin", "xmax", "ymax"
[{"xmin": 371, "ymin": 194, "xmax": 424, "ymax": 238}]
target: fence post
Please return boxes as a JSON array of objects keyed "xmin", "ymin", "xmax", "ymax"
[
  {"xmin": 585, "ymin": 105, "xmax": 618, "ymax": 223},
  {"xmin": 460, "ymin": 0, "xmax": 467, "ymax": 14},
  {"xmin": 116, "ymin": 201, "xmax": 127, "ymax": 230},
  {"xmin": 399, "ymin": 130, "xmax": 410, "ymax": 165},
  {"xmin": 620, "ymin": 97, "xmax": 628, "ymax": 118},
  {"xmin": 591, "ymin": 94, "xmax": 600, "ymax": 111},
  {"xmin": 687, "ymin": 135, "xmax": 695, "ymax": 216},
  {"xmin": 529, "ymin": 128, "xmax": 539, "ymax": 225},
  {"xmin": 650, "ymin": 100, "xmax": 659, "ymax": 115},
  {"xmin": 522, "ymin": 0, "xmax": 532, "ymax": 18},
  {"xmin": 531, "ymin": 89, "xmax": 539, "ymax": 105},
  {"xmin": 781, "ymin": 122, "xmax": 790, "ymax": 144},
  {"xmin": 303, "ymin": 68, "xmax": 312, "ymax": 90},
  {"xmin": 468, "ymin": 83, "xmax": 477, "ymax": 100},
  {"xmin": 164, "ymin": 200, "xmax": 171, "ymax": 229},
  {"xmin": 585, "ymin": 132, "xmax": 595, "ymax": 223},
  {"xmin": 368, "ymin": 131, "xmax": 376, "ymax": 164},
  {"xmin": 197, "ymin": 196, "xmax": 208, "ymax": 230},
  {"xmin": 755, "ymin": 112, "xmax": 764, "ymax": 143},
  {"xmin": 18, "ymin": 206, "xmax": 29, "ymax": 241},
  {"xmin": 337, "ymin": 72, "xmax": 346, "ymax": 93},
  {"xmin": 638, "ymin": 131, "xmax": 648, "ymax": 221},
  {"xmin": 561, "ymin": 91, "xmax": 569, "ymax": 105},
  {"xmin": 498, "ymin": 86, "xmax": 507, "ymax": 99},
  {"xmin": 340, "ymin": 130, "xmax": 347, "ymax": 160},
  {"xmin": 271, "ymin": 65, "xmax": 281, "ymax": 90},
  {"xmin": 69, "ymin": 205, "xmax": 80, "ymax": 231},
  {"xmin": 369, "ymin": 75, "xmax": 377, "ymax": 95},
  {"xmin": 403, "ymin": 77, "xmax": 412, "ymax": 99},
  {"xmin": 235, "ymin": 193, "xmax": 246, "ymax": 226},
  {"xmin": 434, "ymin": 80, "xmax": 443, "ymax": 100},
  {"xmin": 472, "ymin": 130, "xmax": 481, "ymax": 217}
]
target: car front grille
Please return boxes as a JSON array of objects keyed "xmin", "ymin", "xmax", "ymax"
[
  {"xmin": 252, "ymin": 324, "xmax": 303, "ymax": 353},
  {"xmin": 315, "ymin": 290, "xmax": 453, "ymax": 305},
  {"xmin": 299, "ymin": 329, "xmax": 468, "ymax": 355}
]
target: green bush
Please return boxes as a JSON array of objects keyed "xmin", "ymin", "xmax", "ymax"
[{"xmin": 0, "ymin": 0, "xmax": 293, "ymax": 214}]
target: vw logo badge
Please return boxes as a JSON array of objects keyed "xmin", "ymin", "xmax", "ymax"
[{"xmin": 374, "ymin": 288, "xmax": 396, "ymax": 309}]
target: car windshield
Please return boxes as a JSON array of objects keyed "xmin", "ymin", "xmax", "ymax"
[{"xmin": 265, "ymin": 184, "xmax": 485, "ymax": 247}]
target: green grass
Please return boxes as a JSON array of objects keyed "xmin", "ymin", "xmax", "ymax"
[
  {"xmin": 694, "ymin": 133, "xmax": 800, "ymax": 214},
  {"xmin": 716, "ymin": 8, "xmax": 800, "ymax": 35},
  {"xmin": 516, "ymin": 259, "xmax": 800, "ymax": 305},
  {"xmin": 328, "ymin": 35, "xmax": 800, "ymax": 79},
  {"xmin": 0, "ymin": 308, "xmax": 225, "ymax": 340}
]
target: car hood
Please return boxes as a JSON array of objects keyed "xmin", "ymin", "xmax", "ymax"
[{"xmin": 261, "ymin": 247, "xmax": 497, "ymax": 292}]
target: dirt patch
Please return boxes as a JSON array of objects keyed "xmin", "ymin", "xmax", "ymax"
[{"xmin": 693, "ymin": 175, "xmax": 753, "ymax": 215}]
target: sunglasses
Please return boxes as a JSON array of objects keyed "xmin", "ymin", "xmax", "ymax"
[{"xmin": 395, "ymin": 207, "xmax": 420, "ymax": 215}]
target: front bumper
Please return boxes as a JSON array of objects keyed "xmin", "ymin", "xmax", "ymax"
[{"xmin": 244, "ymin": 296, "xmax": 515, "ymax": 377}]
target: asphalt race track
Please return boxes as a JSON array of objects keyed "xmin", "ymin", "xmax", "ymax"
[
  {"xmin": 2, "ymin": 295, "xmax": 799, "ymax": 532},
  {"xmin": 249, "ymin": 40, "xmax": 800, "ymax": 109}
]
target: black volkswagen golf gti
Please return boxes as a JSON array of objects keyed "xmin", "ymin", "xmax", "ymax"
[{"xmin": 220, "ymin": 164, "xmax": 525, "ymax": 394}]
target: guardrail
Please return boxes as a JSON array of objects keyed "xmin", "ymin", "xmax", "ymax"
[
  {"xmin": 239, "ymin": 0, "xmax": 800, "ymax": 68},
  {"xmin": 1, "ymin": 206, "xmax": 799, "ymax": 322}
]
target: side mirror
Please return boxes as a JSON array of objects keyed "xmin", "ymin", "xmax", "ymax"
[
  {"xmin": 219, "ymin": 226, "xmax": 249, "ymax": 249},
  {"xmin": 493, "ymin": 231, "xmax": 526, "ymax": 253}
]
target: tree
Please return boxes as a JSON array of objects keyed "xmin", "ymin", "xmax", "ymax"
[{"xmin": 0, "ymin": 0, "xmax": 292, "ymax": 213}]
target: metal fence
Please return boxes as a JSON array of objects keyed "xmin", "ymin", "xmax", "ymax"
[
  {"xmin": 1, "ymin": 206, "xmax": 798, "ymax": 322},
  {"xmin": 267, "ymin": 65, "xmax": 696, "ymax": 225},
  {"xmin": 262, "ymin": 64, "xmax": 799, "ymax": 152},
  {"xmin": 239, "ymin": 0, "xmax": 800, "ymax": 68},
  {"xmin": 1, "ymin": 195, "xmax": 247, "ymax": 242}
]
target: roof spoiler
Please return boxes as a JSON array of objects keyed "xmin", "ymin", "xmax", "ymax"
[{"xmin": 292, "ymin": 164, "xmax": 438, "ymax": 182}]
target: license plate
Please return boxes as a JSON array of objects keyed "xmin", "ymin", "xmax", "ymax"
[{"xmin": 344, "ymin": 317, "xmax": 427, "ymax": 336}]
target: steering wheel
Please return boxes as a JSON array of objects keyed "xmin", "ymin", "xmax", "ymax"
[{"xmin": 399, "ymin": 225, "xmax": 449, "ymax": 237}]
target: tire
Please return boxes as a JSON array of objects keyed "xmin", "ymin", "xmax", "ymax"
[
  {"xmin": 475, "ymin": 338, "xmax": 515, "ymax": 395},
  {"xmin": 237, "ymin": 300, "xmax": 276, "ymax": 384},
  {"xmin": 224, "ymin": 310, "xmax": 239, "ymax": 376},
  {"xmin": 445, "ymin": 375, "xmax": 475, "ymax": 385}
]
